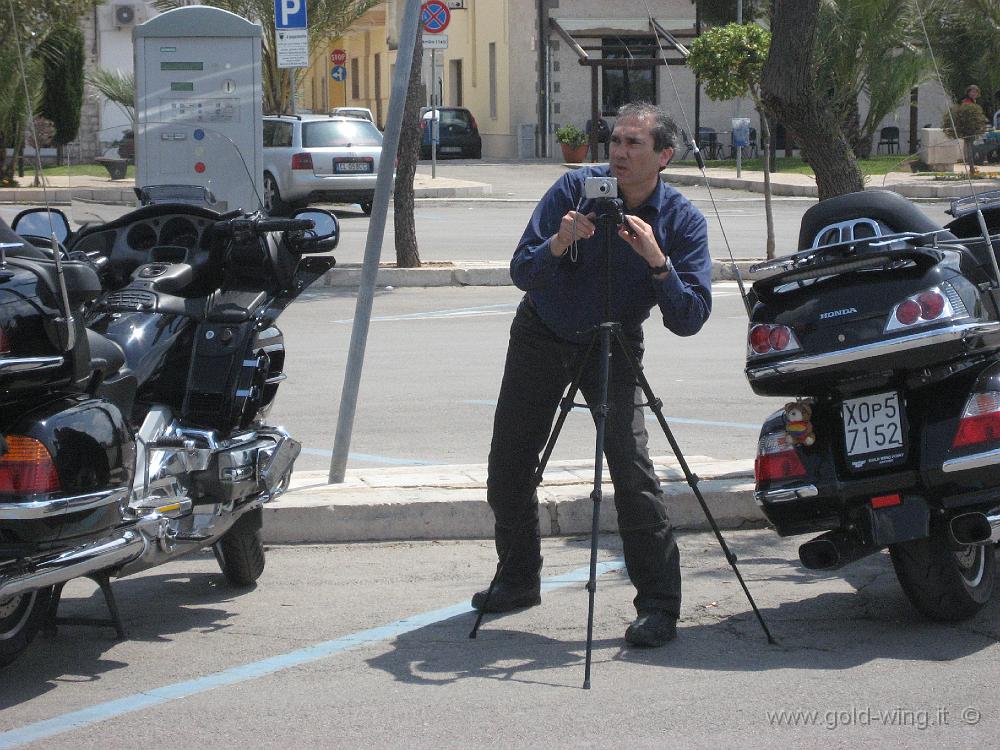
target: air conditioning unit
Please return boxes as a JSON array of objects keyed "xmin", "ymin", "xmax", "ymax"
[{"xmin": 113, "ymin": 4, "xmax": 138, "ymax": 27}]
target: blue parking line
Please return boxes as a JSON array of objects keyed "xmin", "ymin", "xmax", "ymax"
[
  {"xmin": 462, "ymin": 399, "xmax": 761, "ymax": 430},
  {"xmin": 0, "ymin": 560, "xmax": 625, "ymax": 749}
]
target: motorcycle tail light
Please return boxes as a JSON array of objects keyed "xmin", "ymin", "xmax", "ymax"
[
  {"xmin": 291, "ymin": 153, "xmax": 314, "ymax": 170},
  {"xmin": 952, "ymin": 391, "xmax": 1000, "ymax": 448},
  {"xmin": 0, "ymin": 436, "xmax": 61, "ymax": 494},
  {"xmin": 747, "ymin": 323, "xmax": 801, "ymax": 357},
  {"xmin": 754, "ymin": 429, "xmax": 807, "ymax": 482},
  {"xmin": 886, "ymin": 286, "xmax": 963, "ymax": 332}
]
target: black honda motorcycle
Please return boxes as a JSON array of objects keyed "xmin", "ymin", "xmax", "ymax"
[
  {"xmin": 0, "ymin": 172, "xmax": 337, "ymax": 666},
  {"xmin": 746, "ymin": 188, "xmax": 1000, "ymax": 621}
]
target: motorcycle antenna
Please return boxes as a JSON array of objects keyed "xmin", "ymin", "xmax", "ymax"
[
  {"xmin": 640, "ymin": 0, "xmax": 753, "ymax": 317},
  {"xmin": 8, "ymin": 0, "xmax": 76, "ymax": 351},
  {"xmin": 913, "ymin": 0, "xmax": 1000, "ymax": 295}
]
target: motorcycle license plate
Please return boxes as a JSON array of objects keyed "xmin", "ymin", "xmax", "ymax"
[{"xmin": 841, "ymin": 391, "xmax": 906, "ymax": 471}]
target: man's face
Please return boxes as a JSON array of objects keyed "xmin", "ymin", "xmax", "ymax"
[{"xmin": 609, "ymin": 116, "xmax": 673, "ymax": 194}]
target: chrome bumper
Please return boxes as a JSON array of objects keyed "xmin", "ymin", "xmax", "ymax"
[
  {"xmin": 747, "ymin": 322, "xmax": 1000, "ymax": 382},
  {"xmin": 754, "ymin": 485, "xmax": 819, "ymax": 506},
  {"xmin": 0, "ymin": 355, "xmax": 65, "ymax": 374},
  {"xmin": 0, "ymin": 487, "xmax": 128, "ymax": 520},
  {"xmin": 942, "ymin": 447, "xmax": 1000, "ymax": 474}
]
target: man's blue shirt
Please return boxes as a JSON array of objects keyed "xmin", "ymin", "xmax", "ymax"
[{"xmin": 510, "ymin": 165, "xmax": 712, "ymax": 343}]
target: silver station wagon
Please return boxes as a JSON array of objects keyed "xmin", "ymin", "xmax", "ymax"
[{"xmin": 262, "ymin": 115, "xmax": 383, "ymax": 215}]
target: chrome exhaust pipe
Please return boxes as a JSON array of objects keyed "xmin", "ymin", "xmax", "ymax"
[
  {"xmin": 988, "ymin": 510, "xmax": 1000, "ymax": 543},
  {"xmin": 799, "ymin": 530, "xmax": 880, "ymax": 571},
  {"xmin": 950, "ymin": 512, "xmax": 993, "ymax": 546},
  {"xmin": 0, "ymin": 531, "xmax": 145, "ymax": 601}
]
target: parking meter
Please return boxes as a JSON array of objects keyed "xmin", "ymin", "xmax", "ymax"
[{"xmin": 134, "ymin": 6, "xmax": 263, "ymax": 213}]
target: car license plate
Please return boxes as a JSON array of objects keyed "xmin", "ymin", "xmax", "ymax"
[
  {"xmin": 842, "ymin": 392, "xmax": 904, "ymax": 457},
  {"xmin": 334, "ymin": 161, "xmax": 371, "ymax": 173}
]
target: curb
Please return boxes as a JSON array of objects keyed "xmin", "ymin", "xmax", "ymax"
[
  {"xmin": 661, "ymin": 169, "xmax": 998, "ymax": 199},
  {"xmin": 319, "ymin": 259, "xmax": 761, "ymax": 288},
  {"xmin": 0, "ymin": 182, "xmax": 491, "ymax": 206},
  {"xmin": 261, "ymin": 458, "xmax": 761, "ymax": 544}
]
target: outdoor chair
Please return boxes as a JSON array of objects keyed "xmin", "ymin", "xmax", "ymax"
[{"xmin": 878, "ymin": 126, "xmax": 900, "ymax": 154}]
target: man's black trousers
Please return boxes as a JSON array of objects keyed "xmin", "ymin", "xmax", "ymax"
[{"xmin": 486, "ymin": 296, "xmax": 681, "ymax": 617}]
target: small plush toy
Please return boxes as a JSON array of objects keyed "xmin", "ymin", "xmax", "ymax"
[{"xmin": 784, "ymin": 401, "xmax": 816, "ymax": 447}]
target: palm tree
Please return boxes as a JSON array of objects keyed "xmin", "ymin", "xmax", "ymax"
[
  {"xmin": 85, "ymin": 68, "xmax": 135, "ymax": 123},
  {"xmin": 814, "ymin": 0, "xmax": 936, "ymax": 158},
  {"xmin": 0, "ymin": 43, "xmax": 41, "ymax": 184}
]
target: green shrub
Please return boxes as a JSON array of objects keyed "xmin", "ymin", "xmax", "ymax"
[{"xmin": 555, "ymin": 124, "xmax": 587, "ymax": 148}]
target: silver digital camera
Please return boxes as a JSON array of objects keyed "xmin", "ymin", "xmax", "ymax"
[{"xmin": 583, "ymin": 176, "xmax": 618, "ymax": 200}]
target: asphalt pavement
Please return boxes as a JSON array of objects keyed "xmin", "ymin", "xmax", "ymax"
[{"xmin": 2, "ymin": 532, "xmax": 998, "ymax": 748}]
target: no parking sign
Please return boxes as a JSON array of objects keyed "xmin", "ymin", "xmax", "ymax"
[{"xmin": 421, "ymin": 0, "xmax": 450, "ymax": 33}]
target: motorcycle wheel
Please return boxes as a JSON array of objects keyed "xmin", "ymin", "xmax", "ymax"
[
  {"xmin": 0, "ymin": 588, "xmax": 52, "ymax": 667},
  {"xmin": 889, "ymin": 532, "xmax": 996, "ymax": 621},
  {"xmin": 213, "ymin": 509, "xmax": 266, "ymax": 587}
]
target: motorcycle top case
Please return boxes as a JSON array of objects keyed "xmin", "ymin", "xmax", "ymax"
[
  {"xmin": 0, "ymin": 258, "xmax": 102, "ymax": 394},
  {"xmin": 744, "ymin": 241, "xmax": 1000, "ymax": 398}
]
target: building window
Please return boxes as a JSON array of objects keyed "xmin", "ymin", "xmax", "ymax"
[
  {"xmin": 450, "ymin": 59, "xmax": 463, "ymax": 106},
  {"xmin": 601, "ymin": 37, "xmax": 657, "ymax": 115},
  {"xmin": 351, "ymin": 58, "xmax": 360, "ymax": 99},
  {"xmin": 489, "ymin": 43, "xmax": 497, "ymax": 118}
]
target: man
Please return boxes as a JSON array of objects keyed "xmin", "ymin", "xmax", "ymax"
[{"xmin": 472, "ymin": 102, "xmax": 712, "ymax": 648}]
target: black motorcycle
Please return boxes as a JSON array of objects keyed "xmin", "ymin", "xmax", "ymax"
[
  {"xmin": 745, "ymin": 188, "xmax": 1000, "ymax": 620},
  {"xmin": 0, "ymin": 183, "xmax": 337, "ymax": 666}
]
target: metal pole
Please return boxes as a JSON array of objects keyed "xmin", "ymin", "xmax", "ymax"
[
  {"xmin": 431, "ymin": 49, "xmax": 437, "ymax": 178},
  {"xmin": 328, "ymin": 0, "xmax": 421, "ymax": 483},
  {"xmin": 735, "ymin": 0, "xmax": 742, "ymax": 178}
]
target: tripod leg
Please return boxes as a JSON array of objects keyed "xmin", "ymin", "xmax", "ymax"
[
  {"xmin": 469, "ymin": 545, "xmax": 513, "ymax": 638},
  {"xmin": 469, "ymin": 337, "xmax": 597, "ymax": 638},
  {"xmin": 612, "ymin": 329, "xmax": 776, "ymax": 644},
  {"xmin": 584, "ymin": 324, "xmax": 613, "ymax": 690}
]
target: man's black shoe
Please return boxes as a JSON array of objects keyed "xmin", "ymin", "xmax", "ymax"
[
  {"xmin": 471, "ymin": 581, "xmax": 541, "ymax": 613},
  {"xmin": 624, "ymin": 610, "xmax": 677, "ymax": 647}
]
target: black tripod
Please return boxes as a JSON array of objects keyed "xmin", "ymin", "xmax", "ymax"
[{"xmin": 470, "ymin": 199, "xmax": 775, "ymax": 689}]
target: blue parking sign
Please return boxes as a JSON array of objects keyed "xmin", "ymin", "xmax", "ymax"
[{"xmin": 274, "ymin": 0, "xmax": 307, "ymax": 29}]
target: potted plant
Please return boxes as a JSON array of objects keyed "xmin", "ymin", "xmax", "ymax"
[{"xmin": 555, "ymin": 124, "xmax": 589, "ymax": 162}]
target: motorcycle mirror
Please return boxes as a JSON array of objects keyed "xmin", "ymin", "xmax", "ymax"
[
  {"xmin": 286, "ymin": 208, "xmax": 339, "ymax": 254},
  {"xmin": 11, "ymin": 208, "xmax": 71, "ymax": 244}
]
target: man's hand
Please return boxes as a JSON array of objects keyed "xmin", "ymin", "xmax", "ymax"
[
  {"xmin": 550, "ymin": 211, "xmax": 597, "ymax": 257},
  {"xmin": 619, "ymin": 214, "xmax": 667, "ymax": 270}
]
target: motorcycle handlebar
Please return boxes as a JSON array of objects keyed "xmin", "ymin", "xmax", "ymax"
[{"xmin": 212, "ymin": 216, "xmax": 315, "ymax": 237}]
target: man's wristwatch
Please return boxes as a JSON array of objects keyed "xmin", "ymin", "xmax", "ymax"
[{"xmin": 649, "ymin": 257, "xmax": 672, "ymax": 277}]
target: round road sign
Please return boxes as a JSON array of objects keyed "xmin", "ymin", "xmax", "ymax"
[
  {"xmin": 330, "ymin": 49, "xmax": 347, "ymax": 65},
  {"xmin": 421, "ymin": 1, "xmax": 450, "ymax": 33},
  {"xmin": 331, "ymin": 65, "xmax": 347, "ymax": 81}
]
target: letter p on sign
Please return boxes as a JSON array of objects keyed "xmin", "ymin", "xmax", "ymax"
[{"xmin": 276, "ymin": 0, "xmax": 305, "ymax": 28}]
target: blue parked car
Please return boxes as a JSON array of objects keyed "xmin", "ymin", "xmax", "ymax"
[{"xmin": 420, "ymin": 107, "xmax": 482, "ymax": 159}]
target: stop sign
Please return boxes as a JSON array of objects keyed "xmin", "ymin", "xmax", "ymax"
[{"xmin": 330, "ymin": 49, "xmax": 347, "ymax": 65}]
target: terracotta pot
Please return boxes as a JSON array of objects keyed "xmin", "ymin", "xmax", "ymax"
[{"xmin": 560, "ymin": 142, "xmax": 590, "ymax": 162}]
